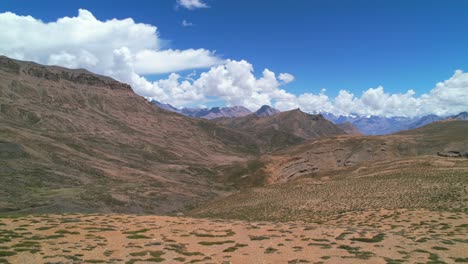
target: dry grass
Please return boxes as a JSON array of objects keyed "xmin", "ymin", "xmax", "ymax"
[{"xmin": 190, "ymin": 156, "xmax": 468, "ymax": 222}]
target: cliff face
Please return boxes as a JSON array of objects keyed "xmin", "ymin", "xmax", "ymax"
[{"xmin": 0, "ymin": 56, "xmax": 132, "ymax": 90}]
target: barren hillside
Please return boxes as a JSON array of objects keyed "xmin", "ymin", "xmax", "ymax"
[
  {"xmin": 0, "ymin": 56, "xmax": 260, "ymax": 214},
  {"xmin": 212, "ymin": 109, "xmax": 345, "ymax": 151}
]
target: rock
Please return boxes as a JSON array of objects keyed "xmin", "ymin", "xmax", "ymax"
[{"xmin": 437, "ymin": 151, "xmax": 462, "ymax": 158}]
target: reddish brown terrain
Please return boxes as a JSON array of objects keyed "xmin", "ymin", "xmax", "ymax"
[
  {"xmin": 1, "ymin": 209, "xmax": 467, "ymax": 264},
  {"xmin": 212, "ymin": 109, "xmax": 345, "ymax": 152},
  {"xmin": 0, "ymin": 56, "xmax": 259, "ymax": 214},
  {"xmin": 0, "ymin": 57, "xmax": 467, "ymax": 263}
]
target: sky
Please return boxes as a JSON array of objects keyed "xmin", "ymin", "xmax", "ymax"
[{"xmin": 0, "ymin": 0, "xmax": 467, "ymax": 117}]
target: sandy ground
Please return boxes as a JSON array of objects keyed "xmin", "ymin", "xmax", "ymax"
[{"xmin": 0, "ymin": 209, "xmax": 467, "ymax": 263}]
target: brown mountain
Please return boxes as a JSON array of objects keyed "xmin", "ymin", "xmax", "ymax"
[
  {"xmin": 262, "ymin": 120, "xmax": 468, "ymax": 183},
  {"xmin": 212, "ymin": 109, "xmax": 346, "ymax": 151},
  {"xmin": 0, "ymin": 56, "xmax": 346, "ymax": 215},
  {"xmin": 0, "ymin": 56, "xmax": 262, "ymax": 214},
  {"xmin": 190, "ymin": 120, "xmax": 468, "ymax": 221},
  {"xmin": 336, "ymin": 122, "xmax": 362, "ymax": 135},
  {"xmin": 254, "ymin": 105, "xmax": 280, "ymax": 117}
]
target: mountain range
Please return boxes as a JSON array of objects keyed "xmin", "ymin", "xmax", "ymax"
[
  {"xmin": 1, "ymin": 56, "xmax": 467, "ymax": 218},
  {"xmin": 153, "ymin": 101, "xmax": 466, "ymax": 135},
  {"xmin": 0, "ymin": 56, "xmax": 343, "ymax": 214},
  {"xmin": 320, "ymin": 112, "xmax": 467, "ymax": 135},
  {"xmin": 212, "ymin": 109, "xmax": 345, "ymax": 151},
  {"xmin": 0, "ymin": 55, "xmax": 261, "ymax": 214},
  {"xmin": 152, "ymin": 100, "xmax": 280, "ymax": 119}
]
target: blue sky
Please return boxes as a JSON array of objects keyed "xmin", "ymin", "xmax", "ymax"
[{"xmin": 1, "ymin": 0, "xmax": 467, "ymax": 116}]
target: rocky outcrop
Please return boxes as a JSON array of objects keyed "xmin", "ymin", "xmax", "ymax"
[
  {"xmin": 437, "ymin": 151, "xmax": 468, "ymax": 158},
  {"xmin": 0, "ymin": 56, "xmax": 132, "ymax": 91}
]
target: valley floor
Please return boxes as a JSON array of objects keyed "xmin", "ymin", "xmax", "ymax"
[{"xmin": 1, "ymin": 209, "xmax": 467, "ymax": 264}]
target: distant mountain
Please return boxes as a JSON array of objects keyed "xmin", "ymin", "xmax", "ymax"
[
  {"xmin": 449, "ymin": 111, "xmax": 468, "ymax": 120},
  {"xmin": 213, "ymin": 109, "xmax": 345, "ymax": 151},
  {"xmin": 151, "ymin": 102, "xmax": 252, "ymax": 119},
  {"xmin": 184, "ymin": 106, "xmax": 252, "ymax": 119},
  {"xmin": 323, "ymin": 112, "xmax": 467, "ymax": 135},
  {"xmin": 255, "ymin": 105, "xmax": 280, "ymax": 117},
  {"xmin": 323, "ymin": 113, "xmax": 416, "ymax": 135},
  {"xmin": 151, "ymin": 100, "xmax": 181, "ymax": 113},
  {"xmin": 408, "ymin": 114, "xmax": 443, "ymax": 129},
  {"xmin": 336, "ymin": 122, "xmax": 361, "ymax": 135},
  {"xmin": 180, "ymin": 107, "xmax": 200, "ymax": 116},
  {"xmin": 152, "ymin": 101, "xmax": 467, "ymax": 134}
]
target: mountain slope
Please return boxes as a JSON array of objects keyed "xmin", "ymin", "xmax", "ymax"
[
  {"xmin": 408, "ymin": 114, "xmax": 443, "ymax": 129},
  {"xmin": 336, "ymin": 122, "xmax": 361, "ymax": 135},
  {"xmin": 449, "ymin": 111, "xmax": 468, "ymax": 120},
  {"xmin": 151, "ymin": 100, "xmax": 181, "ymax": 113},
  {"xmin": 0, "ymin": 56, "xmax": 257, "ymax": 214},
  {"xmin": 190, "ymin": 121, "xmax": 468, "ymax": 221},
  {"xmin": 254, "ymin": 105, "xmax": 280, "ymax": 117},
  {"xmin": 213, "ymin": 109, "xmax": 346, "ymax": 151},
  {"xmin": 263, "ymin": 120, "xmax": 468, "ymax": 183}
]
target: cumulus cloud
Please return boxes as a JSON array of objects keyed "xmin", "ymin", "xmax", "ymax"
[
  {"xmin": 285, "ymin": 70, "xmax": 468, "ymax": 117},
  {"xmin": 0, "ymin": 9, "xmax": 466, "ymax": 117},
  {"xmin": 278, "ymin": 73, "xmax": 295, "ymax": 84},
  {"xmin": 419, "ymin": 70, "xmax": 468, "ymax": 116},
  {"xmin": 145, "ymin": 60, "xmax": 297, "ymax": 109},
  {"xmin": 0, "ymin": 9, "xmax": 221, "ymax": 77},
  {"xmin": 134, "ymin": 49, "xmax": 223, "ymax": 74},
  {"xmin": 177, "ymin": 0, "xmax": 209, "ymax": 10}
]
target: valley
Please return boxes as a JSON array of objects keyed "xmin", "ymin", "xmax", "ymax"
[{"xmin": 0, "ymin": 56, "xmax": 467, "ymax": 263}]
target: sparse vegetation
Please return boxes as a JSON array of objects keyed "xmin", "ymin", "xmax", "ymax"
[
  {"xmin": 126, "ymin": 234, "xmax": 150, "ymax": 239},
  {"xmin": 351, "ymin": 233, "xmax": 385, "ymax": 243},
  {"xmin": 198, "ymin": 240, "xmax": 235, "ymax": 245},
  {"xmin": 264, "ymin": 247, "xmax": 278, "ymax": 254},
  {"xmin": 250, "ymin": 235, "xmax": 270, "ymax": 241}
]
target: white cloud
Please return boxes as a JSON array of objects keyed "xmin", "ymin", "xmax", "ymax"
[
  {"xmin": 0, "ymin": 9, "xmax": 158, "ymax": 69},
  {"xmin": 143, "ymin": 60, "xmax": 297, "ymax": 109},
  {"xmin": 0, "ymin": 9, "xmax": 223, "ymax": 103},
  {"xmin": 0, "ymin": 9, "xmax": 221, "ymax": 77},
  {"xmin": 177, "ymin": 0, "xmax": 209, "ymax": 10},
  {"xmin": 0, "ymin": 9, "xmax": 466, "ymax": 117},
  {"xmin": 278, "ymin": 73, "xmax": 295, "ymax": 84},
  {"xmin": 290, "ymin": 70, "xmax": 468, "ymax": 117},
  {"xmin": 419, "ymin": 70, "xmax": 468, "ymax": 116},
  {"xmin": 134, "ymin": 49, "xmax": 223, "ymax": 74},
  {"xmin": 181, "ymin": 20, "xmax": 194, "ymax": 27}
]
